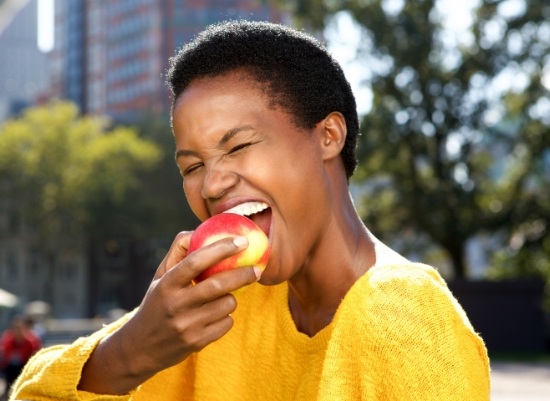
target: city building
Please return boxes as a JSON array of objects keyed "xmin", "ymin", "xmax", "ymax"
[
  {"xmin": 0, "ymin": 0, "xmax": 49, "ymax": 122},
  {"xmin": 52, "ymin": 0, "xmax": 284, "ymax": 122}
]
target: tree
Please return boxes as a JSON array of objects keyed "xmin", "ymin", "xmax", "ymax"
[
  {"xmin": 0, "ymin": 101, "xmax": 161, "ymax": 305},
  {"xmin": 280, "ymin": 0, "xmax": 550, "ymax": 279}
]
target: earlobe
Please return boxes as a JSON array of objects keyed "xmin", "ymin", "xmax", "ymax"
[{"xmin": 320, "ymin": 112, "xmax": 347, "ymax": 161}]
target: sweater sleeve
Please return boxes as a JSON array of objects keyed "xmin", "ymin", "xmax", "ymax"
[
  {"xmin": 319, "ymin": 263, "xmax": 490, "ymax": 401},
  {"xmin": 10, "ymin": 312, "xmax": 135, "ymax": 401}
]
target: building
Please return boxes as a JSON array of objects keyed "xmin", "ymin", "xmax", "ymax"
[
  {"xmin": 0, "ymin": 0, "xmax": 49, "ymax": 122},
  {"xmin": 52, "ymin": 0, "xmax": 284, "ymax": 121}
]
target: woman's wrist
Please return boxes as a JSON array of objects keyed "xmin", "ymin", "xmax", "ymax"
[{"xmin": 78, "ymin": 326, "xmax": 155, "ymax": 395}]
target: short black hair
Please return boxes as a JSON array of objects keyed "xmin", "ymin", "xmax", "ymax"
[{"xmin": 166, "ymin": 20, "xmax": 359, "ymax": 179}]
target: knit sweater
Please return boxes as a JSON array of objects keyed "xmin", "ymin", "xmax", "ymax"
[{"xmin": 12, "ymin": 262, "xmax": 490, "ymax": 400}]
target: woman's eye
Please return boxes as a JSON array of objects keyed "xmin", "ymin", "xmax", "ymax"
[
  {"xmin": 183, "ymin": 163, "xmax": 203, "ymax": 176},
  {"xmin": 228, "ymin": 143, "xmax": 251, "ymax": 154}
]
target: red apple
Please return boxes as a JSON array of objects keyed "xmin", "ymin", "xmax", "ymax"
[{"xmin": 189, "ymin": 213, "xmax": 271, "ymax": 283}]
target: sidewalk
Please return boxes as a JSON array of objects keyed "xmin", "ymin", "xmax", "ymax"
[{"xmin": 491, "ymin": 361, "xmax": 550, "ymax": 401}]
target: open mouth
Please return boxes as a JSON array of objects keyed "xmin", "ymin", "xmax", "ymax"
[{"xmin": 223, "ymin": 201, "xmax": 272, "ymax": 238}]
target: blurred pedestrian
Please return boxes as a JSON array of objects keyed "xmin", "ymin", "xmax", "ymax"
[
  {"xmin": 0, "ymin": 316, "xmax": 41, "ymax": 397},
  {"xmin": 22, "ymin": 316, "xmax": 45, "ymax": 343}
]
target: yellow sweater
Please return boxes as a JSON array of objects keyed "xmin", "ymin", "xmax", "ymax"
[{"xmin": 12, "ymin": 263, "xmax": 490, "ymax": 400}]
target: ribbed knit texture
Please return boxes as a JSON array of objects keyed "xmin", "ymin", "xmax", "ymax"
[{"xmin": 12, "ymin": 262, "xmax": 490, "ymax": 400}]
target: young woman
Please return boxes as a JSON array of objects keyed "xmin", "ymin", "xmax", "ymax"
[{"xmin": 12, "ymin": 20, "xmax": 490, "ymax": 400}]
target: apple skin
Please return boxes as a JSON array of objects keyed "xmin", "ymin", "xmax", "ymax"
[{"xmin": 189, "ymin": 213, "xmax": 271, "ymax": 284}]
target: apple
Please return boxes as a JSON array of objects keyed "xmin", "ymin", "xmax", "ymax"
[{"xmin": 189, "ymin": 213, "xmax": 271, "ymax": 283}]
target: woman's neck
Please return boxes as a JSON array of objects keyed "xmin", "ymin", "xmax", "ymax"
[{"xmin": 286, "ymin": 203, "xmax": 377, "ymax": 336}]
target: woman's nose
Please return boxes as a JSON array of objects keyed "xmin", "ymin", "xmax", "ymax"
[{"xmin": 200, "ymin": 164, "xmax": 238, "ymax": 200}]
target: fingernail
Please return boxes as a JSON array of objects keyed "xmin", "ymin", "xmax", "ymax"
[
  {"xmin": 233, "ymin": 236, "xmax": 248, "ymax": 248},
  {"xmin": 253, "ymin": 266, "xmax": 262, "ymax": 281}
]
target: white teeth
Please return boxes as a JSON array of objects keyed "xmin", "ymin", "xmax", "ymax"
[{"xmin": 223, "ymin": 202, "xmax": 269, "ymax": 217}]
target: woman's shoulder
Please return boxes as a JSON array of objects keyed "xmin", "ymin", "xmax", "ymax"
[
  {"xmin": 336, "ymin": 261, "xmax": 464, "ymax": 329},
  {"xmin": 363, "ymin": 240, "xmax": 448, "ymax": 290},
  {"xmin": 330, "ymin": 261, "xmax": 482, "ymax": 357},
  {"xmin": 366, "ymin": 261, "xmax": 447, "ymax": 289},
  {"xmin": 347, "ymin": 260, "xmax": 448, "ymax": 296}
]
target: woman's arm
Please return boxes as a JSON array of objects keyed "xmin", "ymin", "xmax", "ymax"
[{"xmin": 13, "ymin": 232, "xmax": 261, "ymax": 399}]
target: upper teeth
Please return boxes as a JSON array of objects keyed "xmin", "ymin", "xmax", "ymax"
[{"xmin": 223, "ymin": 202, "xmax": 269, "ymax": 217}]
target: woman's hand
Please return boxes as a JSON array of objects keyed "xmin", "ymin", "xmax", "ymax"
[{"xmin": 78, "ymin": 232, "xmax": 261, "ymax": 395}]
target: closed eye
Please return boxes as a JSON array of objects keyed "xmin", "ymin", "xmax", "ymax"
[
  {"xmin": 228, "ymin": 142, "xmax": 252, "ymax": 154},
  {"xmin": 183, "ymin": 163, "xmax": 203, "ymax": 176}
]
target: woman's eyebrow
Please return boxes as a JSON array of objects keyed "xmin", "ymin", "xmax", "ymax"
[
  {"xmin": 174, "ymin": 149, "xmax": 197, "ymax": 160},
  {"xmin": 218, "ymin": 125, "xmax": 254, "ymax": 146},
  {"xmin": 175, "ymin": 125, "xmax": 255, "ymax": 161}
]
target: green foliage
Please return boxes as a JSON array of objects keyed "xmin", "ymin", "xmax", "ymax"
[
  {"xmin": 280, "ymin": 0, "xmax": 550, "ymax": 279},
  {"xmin": 0, "ymin": 101, "xmax": 204, "ymax": 313},
  {"xmin": 0, "ymin": 101, "xmax": 162, "ymax": 245}
]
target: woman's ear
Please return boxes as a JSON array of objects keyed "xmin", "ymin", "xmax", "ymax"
[{"xmin": 320, "ymin": 112, "xmax": 347, "ymax": 161}]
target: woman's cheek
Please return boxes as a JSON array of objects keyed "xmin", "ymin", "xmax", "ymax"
[{"xmin": 184, "ymin": 179, "xmax": 209, "ymax": 221}]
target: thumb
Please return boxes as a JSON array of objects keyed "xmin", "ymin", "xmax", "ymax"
[{"xmin": 154, "ymin": 231, "xmax": 192, "ymax": 280}]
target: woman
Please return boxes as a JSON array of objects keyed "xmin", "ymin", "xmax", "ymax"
[{"xmin": 12, "ymin": 20, "xmax": 490, "ymax": 400}]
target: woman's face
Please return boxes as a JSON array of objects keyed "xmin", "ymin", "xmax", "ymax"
[{"xmin": 172, "ymin": 71, "xmax": 333, "ymax": 284}]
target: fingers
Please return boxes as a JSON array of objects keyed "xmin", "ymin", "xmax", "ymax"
[
  {"xmin": 154, "ymin": 231, "xmax": 192, "ymax": 279},
  {"xmin": 175, "ymin": 294, "xmax": 237, "ymax": 350},
  {"xmin": 165, "ymin": 235, "xmax": 253, "ymax": 290},
  {"xmin": 198, "ymin": 315, "xmax": 235, "ymax": 347},
  {"xmin": 102, "ymin": 234, "xmax": 260, "ymax": 381},
  {"xmin": 189, "ymin": 266, "xmax": 260, "ymax": 305}
]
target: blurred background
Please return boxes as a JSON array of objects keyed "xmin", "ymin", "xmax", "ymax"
[{"xmin": 0, "ymin": 0, "xmax": 548, "ymax": 365}]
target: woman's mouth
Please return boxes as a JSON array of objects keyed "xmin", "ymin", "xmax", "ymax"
[{"xmin": 223, "ymin": 201, "xmax": 272, "ymax": 238}]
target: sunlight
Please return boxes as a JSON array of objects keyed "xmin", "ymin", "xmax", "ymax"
[{"xmin": 37, "ymin": 0, "xmax": 54, "ymax": 52}]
